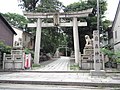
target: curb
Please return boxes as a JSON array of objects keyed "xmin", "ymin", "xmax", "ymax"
[
  {"xmin": 0, "ymin": 70, "xmax": 120, "ymax": 73},
  {"xmin": 0, "ymin": 80, "xmax": 120, "ymax": 87},
  {"xmin": 0, "ymin": 70, "xmax": 90, "ymax": 73}
]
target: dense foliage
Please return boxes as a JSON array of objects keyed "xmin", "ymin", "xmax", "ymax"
[
  {"xmin": 63, "ymin": 0, "xmax": 111, "ymax": 53},
  {"xmin": 1, "ymin": 13, "xmax": 28, "ymax": 29},
  {"xmin": 20, "ymin": 0, "xmax": 64, "ymax": 12},
  {"xmin": 20, "ymin": 0, "xmax": 67, "ymax": 54},
  {"xmin": 0, "ymin": 41, "xmax": 11, "ymax": 53}
]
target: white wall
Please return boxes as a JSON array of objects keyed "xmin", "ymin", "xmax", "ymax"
[
  {"xmin": 114, "ymin": 44, "xmax": 120, "ymax": 52},
  {"xmin": 113, "ymin": 3, "xmax": 120, "ymax": 52},
  {"xmin": 23, "ymin": 32, "xmax": 31, "ymax": 47}
]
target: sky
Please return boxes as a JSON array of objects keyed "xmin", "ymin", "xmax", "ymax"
[{"xmin": 0, "ymin": 0, "xmax": 119, "ymax": 21}]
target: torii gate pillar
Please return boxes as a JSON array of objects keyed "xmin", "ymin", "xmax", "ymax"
[
  {"xmin": 34, "ymin": 18, "xmax": 42, "ymax": 64},
  {"xmin": 73, "ymin": 17, "xmax": 80, "ymax": 64}
]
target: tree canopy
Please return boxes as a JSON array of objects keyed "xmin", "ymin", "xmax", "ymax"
[
  {"xmin": 20, "ymin": 0, "xmax": 66, "ymax": 54},
  {"xmin": 1, "ymin": 13, "xmax": 28, "ymax": 29},
  {"xmin": 63, "ymin": 0, "xmax": 111, "ymax": 53},
  {"xmin": 20, "ymin": 0, "xmax": 65, "ymax": 12},
  {"xmin": 20, "ymin": 0, "xmax": 39, "ymax": 11}
]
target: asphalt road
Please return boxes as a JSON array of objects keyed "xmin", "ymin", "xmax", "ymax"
[{"xmin": 0, "ymin": 83, "xmax": 120, "ymax": 90}]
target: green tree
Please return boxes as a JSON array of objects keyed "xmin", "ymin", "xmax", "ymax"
[
  {"xmin": 20, "ymin": 0, "xmax": 64, "ymax": 12},
  {"xmin": 21, "ymin": 0, "xmax": 111, "ymax": 54},
  {"xmin": 36, "ymin": 0, "xmax": 66, "ymax": 53},
  {"xmin": 36, "ymin": 0, "xmax": 64, "ymax": 12},
  {"xmin": 2, "ymin": 13, "xmax": 28, "ymax": 29},
  {"xmin": 21, "ymin": 0, "xmax": 66, "ymax": 54},
  {"xmin": 63, "ymin": 0, "xmax": 111, "ymax": 53},
  {"xmin": 20, "ymin": 0, "xmax": 39, "ymax": 11},
  {"xmin": 65, "ymin": 0, "xmax": 108, "ymax": 32},
  {"xmin": 0, "ymin": 41, "xmax": 11, "ymax": 53}
]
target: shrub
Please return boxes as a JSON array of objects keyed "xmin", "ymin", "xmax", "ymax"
[
  {"xmin": 101, "ymin": 48, "xmax": 114, "ymax": 59},
  {"xmin": 24, "ymin": 48, "xmax": 34, "ymax": 58},
  {"xmin": 101, "ymin": 48, "xmax": 120, "ymax": 63},
  {"xmin": 0, "ymin": 41, "xmax": 11, "ymax": 53}
]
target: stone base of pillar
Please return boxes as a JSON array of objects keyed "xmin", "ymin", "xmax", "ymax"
[{"xmin": 90, "ymin": 70, "xmax": 105, "ymax": 76}]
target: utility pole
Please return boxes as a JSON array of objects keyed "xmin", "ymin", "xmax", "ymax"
[
  {"xmin": 90, "ymin": 0, "xmax": 105, "ymax": 76},
  {"xmin": 97, "ymin": 0, "xmax": 100, "ymax": 31}
]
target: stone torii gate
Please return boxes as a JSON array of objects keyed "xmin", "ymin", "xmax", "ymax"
[
  {"xmin": 55, "ymin": 45, "xmax": 69, "ymax": 57},
  {"xmin": 23, "ymin": 8, "xmax": 93, "ymax": 66}
]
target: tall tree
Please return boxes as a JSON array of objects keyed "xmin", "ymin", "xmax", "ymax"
[
  {"xmin": 21, "ymin": 0, "xmax": 111, "ymax": 54},
  {"xmin": 64, "ymin": 0, "xmax": 110, "ymax": 53},
  {"xmin": 65, "ymin": 0, "xmax": 108, "ymax": 31},
  {"xmin": 20, "ymin": 0, "xmax": 64, "ymax": 12},
  {"xmin": 20, "ymin": 0, "xmax": 39, "ymax": 11},
  {"xmin": 1, "ymin": 13, "xmax": 28, "ymax": 29},
  {"xmin": 21, "ymin": 0, "xmax": 66, "ymax": 54},
  {"xmin": 36, "ymin": 0, "xmax": 64, "ymax": 12}
]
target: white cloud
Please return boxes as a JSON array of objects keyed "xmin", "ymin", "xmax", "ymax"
[
  {"xmin": 105, "ymin": 0, "xmax": 119, "ymax": 21},
  {"xmin": 59, "ymin": 0, "xmax": 79, "ymax": 6},
  {"xmin": 0, "ymin": 0, "xmax": 23, "ymax": 14}
]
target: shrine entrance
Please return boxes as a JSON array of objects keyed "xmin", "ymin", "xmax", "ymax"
[{"xmin": 23, "ymin": 8, "xmax": 93, "ymax": 68}]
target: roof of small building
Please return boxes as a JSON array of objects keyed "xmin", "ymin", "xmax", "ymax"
[
  {"xmin": 0, "ymin": 14, "xmax": 17, "ymax": 35},
  {"xmin": 12, "ymin": 26, "xmax": 33, "ymax": 37}
]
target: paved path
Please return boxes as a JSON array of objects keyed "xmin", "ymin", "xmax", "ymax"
[
  {"xmin": 35, "ymin": 57, "xmax": 70, "ymax": 71},
  {"xmin": 0, "ymin": 57, "xmax": 120, "ymax": 87},
  {"xmin": 0, "ymin": 71, "xmax": 120, "ymax": 87}
]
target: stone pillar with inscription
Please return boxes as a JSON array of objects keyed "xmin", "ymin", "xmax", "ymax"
[
  {"xmin": 93, "ymin": 30, "xmax": 101, "ymax": 70},
  {"xmin": 90, "ymin": 30, "xmax": 105, "ymax": 76}
]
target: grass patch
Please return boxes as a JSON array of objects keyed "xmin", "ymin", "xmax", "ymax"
[
  {"xmin": 116, "ymin": 59, "xmax": 120, "ymax": 63},
  {"xmin": 32, "ymin": 64, "xmax": 41, "ymax": 67},
  {"xmin": 70, "ymin": 64, "xmax": 80, "ymax": 70},
  {"xmin": 31, "ymin": 64, "xmax": 41, "ymax": 70}
]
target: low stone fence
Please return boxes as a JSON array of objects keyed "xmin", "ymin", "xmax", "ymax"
[
  {"xmin": 81, "ymin": 54, "xmax": 104, "ymax": 70},
  {"xmin": 3, "ymin": 53, "xmax": 25, "ymax": 70},
  {"xmin": 3, "ymin": 50, "xmax": 31, "ymax": 70}
]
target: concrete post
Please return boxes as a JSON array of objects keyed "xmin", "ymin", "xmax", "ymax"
[
  {"xmin": 34, "ymin": 18, "xmax": 42, "ymax": 64},
  {"xmin": 73, "ymin": 17, "xmax": 80, "ymax": 64},
  {"xmin": 56, "ymin": 48, "xmax": 59, "ymax": 58},
  {"xmin": 66, "ymin": 46, "xmax": 67, "ymax": 56},
  {"xmin": 102, "ymin": 53, "xmax": 105, "ymax": 70},
  {"xmin": 3, "ymin": 53, "xmax": 6, "ymax": 69}
]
